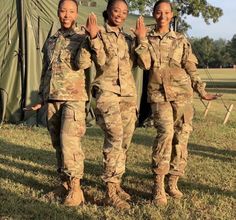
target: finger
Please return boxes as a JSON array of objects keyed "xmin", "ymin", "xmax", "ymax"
[
  {"xmin": 89, "ymin": 13, "xmax": 94, "ymax": 24},
  {"xmin": 91, "ymin": 12, "xmax": 97, "ymax": 22},
  {"xmin": 140, "ymin": 17, "xmax": 145, "ymax": 28},
  {"xmin": 88, "ymin": 13, "xmax": 92, "ymax": 25},
  {"xmin": 32, "ymin": 107, "xmax": 39, "ymax": 111},
  {"xmin": 90, "ymin": 12, "xmax": 97, "ymax": 25},
  {"xmin": 23, "ymin": 107, "xmax": 32, "ymax": 111}
]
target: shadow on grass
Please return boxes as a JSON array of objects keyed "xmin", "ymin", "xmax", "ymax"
[
  {"xmin": 0, "ymin": 167, "xmax": 51, "ymax": 191},
  {"xmin": 120, "ymin": 173, "xmax": 236, "ymax": 203},
  {"xmin": 207, "ymin": 88, "xmax": 236, "ymax": 95},
  {"xmin": 85, "ymin": 126, "xmax": 103, "ymax": 139},
  {"xmin": 0, "ymin": 139, "xmax": 55, "ymax": 166},
  {"xmin": 85, "ymin": 126, "xmax": 154, "ymax": 147},
  {"xmin": 123, "ymin": 158, "xmax": 236, "ymax": 202},
  {"xmin": 205, "ymin": 81, "xmax": 236, "ymax": 89},
  {"xmin": 0, "ymin": 139, "xmax": 105, "ymax": 200},
  {"xmin": 181, "ymin": 180, "xmax": 236, "ymax": 199},
  {"xmin": 0, "ymin": 157, "xmax": 55, "ymax": 177},
  {"xmin": 0, "ymin": 187, "xmax": 86, "ymax": 219},
  {"xmin": 132, "ymin": 132, "xmax": 154, "ymax": 146},
  {"xmin": 189, "ymin": 143, "xmax": 236, "ymax": 162}
]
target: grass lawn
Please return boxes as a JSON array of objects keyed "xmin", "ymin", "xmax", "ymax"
[{"xmin": 0, "ymin": 91, "xmax": 235, "ymax": 220}]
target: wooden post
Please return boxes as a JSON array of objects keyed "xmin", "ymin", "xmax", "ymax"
[
  {"xmin": 223, "ymin": 104, "xmax": 234, "ymax": 125},
  {"xmin": 200, "ymin": 100, "xmax": 212, "ymax": 118},
  {"xmin": 204, "ymin": 101, "xmax": 211, "ymax": 118}
]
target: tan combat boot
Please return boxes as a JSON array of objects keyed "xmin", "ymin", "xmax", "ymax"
[
  {"xmin": 104, "ymin": 182, "xmax": 130, "ymax": 210},
  {"xmin": 166, "ymin": 175, "xmax": 183, "ymax": 199},
  {"xmin": 64, "ymin": 178, "xmax": 85, "ymax": 207},
  {"xmin": 115, "ymin": 183, "xmax": 131, "ymax": 201},
  {"xmin": 153, "ymin": 175, "xmax": 167, "ymax": 206}
]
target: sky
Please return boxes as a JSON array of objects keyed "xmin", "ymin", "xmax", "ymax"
[{"xmin": 186, "ymin": 0, "xmax": 235, "ymax": 40}]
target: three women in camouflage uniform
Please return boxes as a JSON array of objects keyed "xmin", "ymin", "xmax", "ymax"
[{"xmin": 26, "ymin": 0, "xmax": 219, "ymax": 209}]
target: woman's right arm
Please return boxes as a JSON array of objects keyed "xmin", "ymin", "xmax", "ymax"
[
  {"xmin": 24, "ymin": 47, "xmax": 49, "ymax": 111},
  {"xmin": 78, "ymin": 13, "xmax": 106, "ymax": 69},
  {"xmin": 133, "ymin": 16, "xmax": 151, "ymax": 70}
]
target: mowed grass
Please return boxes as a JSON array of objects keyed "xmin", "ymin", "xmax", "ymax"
[{"xmin": 0, "ymin": 89, "xmax": 235, "ymax": 219}]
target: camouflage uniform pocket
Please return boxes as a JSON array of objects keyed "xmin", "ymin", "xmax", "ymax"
[
  {"xmin": 169, "ymin": 67, "xmax": 189, "ymax": 84},
  {"xmin": 149, "ymin": 67, "xmax": 162, "ymax": 84}
]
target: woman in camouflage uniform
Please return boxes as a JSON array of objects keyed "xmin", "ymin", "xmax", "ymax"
[
  {"xmin": 144, "ymin": 0, "xmax": 219, "ymax": 206},
  {"xmin": 79, "ymin": 0, "xmax": 150, "ymax": 209},
  {"xmin": 25, "ymin": 0, "xmax": 103, "ymax": 207}
]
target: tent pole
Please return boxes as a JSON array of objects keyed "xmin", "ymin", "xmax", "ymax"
[{"xmin": 19, "ymin": 0, "xmax": 26, "ymax": 120}]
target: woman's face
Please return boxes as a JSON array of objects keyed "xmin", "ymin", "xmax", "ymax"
[
  {"xmin": 153, "ymin": 2, "xmax": 173, "ymax": 29},
  {"xmin": 58, "ymin": 0, "xmax": 78, "ymax": 30},
  {"xmin": 107, "ymin": 1, "xmax": 128, "ymax": 28}
]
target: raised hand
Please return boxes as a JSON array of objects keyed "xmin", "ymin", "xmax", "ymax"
[
  {"xmin": 202, "ymin": 93, "xmax": 222, "ymax": 101},
  {"xmin": 131, "ymin": 16, "xmax": 147, "ymax": 40},
  {"xmin": 23, "ymin": 103, "xmax": 42, "ymax": 111},
  {"xmin": 82, "ymin": 13, "xmax": 100, "ymax": 39}
]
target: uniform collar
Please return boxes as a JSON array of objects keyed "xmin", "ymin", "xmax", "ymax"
[
  {"xmin": 149, "ymin": 28, "xmax": 178, "ymax": 39},
  {"xmin": 54, "ymin": 26, "xmax": 80, "ymax": 38},
  {"xmin": 104, "ymin": 23, "xmax": 123, "ymax": 36}
]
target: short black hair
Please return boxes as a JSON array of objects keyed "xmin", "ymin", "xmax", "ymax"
[
  {"xmin": 58, "ymin": 0, "xmax": 78, "ymax": 13},
  {"xmin": 153, "ymin": 0, "xmax": 173, "ymax": 15},
  {"xmin": 103, "ymin": 0, "xmax": 129, "ymax": 21}
]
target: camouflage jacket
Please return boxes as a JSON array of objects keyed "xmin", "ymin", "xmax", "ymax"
[
  {"xmin": 146, "ymin": 29, "xmax": 207, "ymax": 103},
  {"xmin": 39, "ymin": 27, "xmax": 89, "ymax": 103},
  {"xmin": 78, "ymin": 23, "xmax": 150, "ymax": 97}
]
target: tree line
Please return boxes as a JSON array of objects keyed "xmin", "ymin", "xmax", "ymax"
[{"xmin": 190, "ymin": 35, "xmax": 236, "ymax": 68}]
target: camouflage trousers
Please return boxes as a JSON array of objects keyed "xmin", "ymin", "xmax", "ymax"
[
  {"xmin": 151, "ymin": 100, "xmax": 193, "ymax": 176},
  {"xmin": 95, "ymin": 91, "xmax": 137, "ymax": 183},
  {"xmin": 47, "ymin": 101, "xmax": 86, "ymax": 179}
]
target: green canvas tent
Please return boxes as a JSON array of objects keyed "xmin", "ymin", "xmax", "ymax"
[{"xmin": 0, "ymin": 0, "xmax": 154, "ymax": 125}]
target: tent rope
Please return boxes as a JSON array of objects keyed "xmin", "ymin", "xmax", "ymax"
[{"xmin": 186, "ymin": 33, "xmax": 230, "ymax": 111}]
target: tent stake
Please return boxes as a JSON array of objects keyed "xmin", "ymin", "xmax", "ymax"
[
  {"xmin": 200, "ymin": 100, "xmax": 211, "ymax": 118},
  {"xmin": 223, "ymin": 104, "xmax": 234, "ymax": 125},
  {"xmin": 204, "ymin": 101, "xmax": 211, "ymax": 118}
]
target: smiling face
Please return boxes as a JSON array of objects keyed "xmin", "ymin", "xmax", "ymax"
[
  {"xmin": 153, "ymin": 2, "xmax": 173, "ymax": 32},
  {"xmin": 58, "ymin": 0, "xmax": 78, "ymax": 30},
  {"xmin": 107, "ymin": 0, "xmax": 128, "ymax": 28}
]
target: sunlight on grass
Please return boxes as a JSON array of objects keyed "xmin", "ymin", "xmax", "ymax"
[{"xmin": 0, "ymin": 92, "xmax": 235, "ymax": 219}]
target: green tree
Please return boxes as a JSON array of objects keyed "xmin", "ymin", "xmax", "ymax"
[
  {"xmin": 190, "ymin": 37, "xmax": 233, "ymax": 68},
  {"xmin": 212, "ymin": 39, "xmax": 232, "ymax": 68},
  {"xmin": 191, "ymin": 36, "xmax": 214, "ymax": 68},
  {"xmin": 227, "ymin": 34, "xmax": 236, "ymax": 64},
  {"xmin": 126, "ymin": 0, "xmax": 223, "ymax": 32}
]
